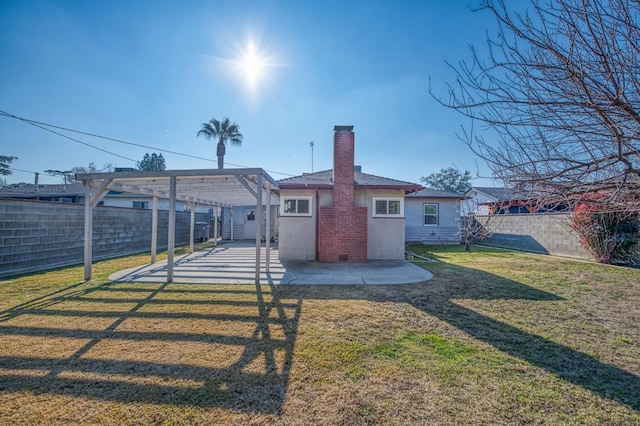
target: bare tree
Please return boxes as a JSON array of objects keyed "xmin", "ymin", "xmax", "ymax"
[{"xmin": 433, "ymin": 0, "xmax": 640, "ymax": 210}]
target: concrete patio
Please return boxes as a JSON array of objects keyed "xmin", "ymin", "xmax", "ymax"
[{"xmin": 109, "ymin": 242, "xmax": 434, "ymax": 285}]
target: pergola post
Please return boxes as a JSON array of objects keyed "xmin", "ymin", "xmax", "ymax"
[
  {"xmin": 230, "ymin": 208, "xmax": 234, "ymax": 242},
  {"xmin": 82, "ymin": 178, "xmax": 112, "ymax": 282},
  {"xmin": 213, "ymin": 206, "xmax": 218, "ymax": 246},
  {"xmin": 266, "ymin": 179, "xmax": 271, "ymax": 273},
  {"xmin": 151, "ymin": 196, "xmax": 158, "ymax": 264},
  {"xmin": 188, "ymin": 202, "xmax": 195, "ymax": 254},
  {"xmin": 255, "ymin": 174, "xmax": 263, "ymax": 284},
  {"xmin": 83, "ymin": 189, "xmax": 93, "ymax": 281},
  {"xmin": 167, "ymin": 176, "xmax": 177, "ymax": 283}
]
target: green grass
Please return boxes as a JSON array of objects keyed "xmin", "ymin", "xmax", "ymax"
[{"xmin": 0, "ymin": 243, "xmax": 638, "ymax": 424}]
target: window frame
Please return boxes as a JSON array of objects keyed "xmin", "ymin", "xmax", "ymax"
[
  {"xmin": 132, "ymin": 201, "xmax": 149, "ymax": 209},
  {"xmin": 280, "ymin": 196, "xmax": 313, "ymax": 217},
  {"xmin": 372, "ymin": 197, "xmax": 404, "ymax": 218},
  {"xmin": 423, "ymin": 203, "xmax": 439, "ymax": 226}
]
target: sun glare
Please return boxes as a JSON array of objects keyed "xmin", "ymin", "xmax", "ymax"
[
  {"xmin": 241, "ymin": 42, "xmax": 265, "ymax": 90},
  {"xmin": 210, "ymin": 33, "xmax": 283, "ymax": 100},
  {"xmin": 217, "ymin": 36, "xmax": 280, "ymax": 96}
]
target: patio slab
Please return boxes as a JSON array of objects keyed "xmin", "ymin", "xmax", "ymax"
[{"xmin": 109, "ymin": 242, "xmax": 433, "ymax": 285}]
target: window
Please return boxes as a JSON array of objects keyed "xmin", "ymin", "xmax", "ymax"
[
  {"xmin": 132, "ymin": 201, "xmax": 149, "ymax": 209},
  {"xmin": 373, "ymin": 197, "xmax": 403, "ymax": 217},
  {"xmin": 281, "ymin": 197, "xmax": 311, "ymax": 216},
  {"xmin": 423, "ymin": 203, "xmax": 438, "ymax": 225},
  {"xmin": 246, "ymin": 210, "xmax": 255, "ymax": 221}
]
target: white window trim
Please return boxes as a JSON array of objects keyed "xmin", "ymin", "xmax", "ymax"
[
  {"xmin": 372, "ymin": 197, "xmax": 404, "ymax": 218},
  {"xmin": 280, "ymin": 196, "xmax": 313, "ymax": 217},
  {"xmin": 423, "ymin": 203, "xmax": 439, "ymax": 226}
]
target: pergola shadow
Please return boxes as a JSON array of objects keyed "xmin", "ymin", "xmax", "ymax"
[{"xmin": 0, "ymin": 279, "xmax": 300, "ymax": 413}]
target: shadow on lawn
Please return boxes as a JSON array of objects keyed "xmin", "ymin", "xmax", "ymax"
[
  {"xmin": 0, "ymin": 262, "xmax": 638, "ymax": 414},
  {"xmin": 0, "ymin": 279, "xmax": 301, "ymax": 414},
  {"xmin": 277, "ymin": 265, "xmax": 640, "ymax": 412}
]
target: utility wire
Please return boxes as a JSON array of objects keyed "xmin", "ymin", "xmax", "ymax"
[
  {"xmin": 0, "ymin": 109, "xmax": 332, "ymax": 182},
  {"xmin": 0, "ymin": 110, "xmax": 137, "ymax": 163}
]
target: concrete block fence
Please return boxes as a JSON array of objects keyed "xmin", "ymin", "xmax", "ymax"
[
  {"xmin": 475, "ymin": 213, "xmax": 593, "ymax": 259},
  {"xmin": 0, "ymin": 199, "xmax": 208, "ymax": 278}
]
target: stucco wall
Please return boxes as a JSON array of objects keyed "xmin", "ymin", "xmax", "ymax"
[
  {"xmin": 278, "ymin": 189, "xmax": 316, "ymax": 261},
  {"xmin": 278, "ymin": 188, "xmax": 407, "ymax": 261},
  {"xmin": 0, "ymin": 199, "xmax": 207, "ymax": 278},
  {"xmin": 476, "ymin": 213, "xmax": 592, "ymax": 259},
  {"xmin": 363, "ymin": 189, "xmax": 406, "ymax": 260}
]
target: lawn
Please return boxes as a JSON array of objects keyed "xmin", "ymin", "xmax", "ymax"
[{"xmin": 0, "ymin": 244, "xmax": 638, "ymax": 425}]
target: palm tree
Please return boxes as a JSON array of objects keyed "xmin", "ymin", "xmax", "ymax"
[{"xmin": 196, "ymin": 117, "xmax": 243, "ymax": 169}]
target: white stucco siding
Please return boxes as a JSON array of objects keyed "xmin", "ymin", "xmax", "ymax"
[
  {"xmin": 363, "ymin": 189, "xmax": 406, "ymax": 260},
  {"xmin": 405, "ymin": 198, "xmax": 461, "ymax": 244},
  {"xmin": 278, "ymin": 189, "xmax": 317, "ymax": 261}
]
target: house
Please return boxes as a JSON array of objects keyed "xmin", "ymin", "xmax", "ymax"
[
  {"xmin": 0, "ymin": 182, "xmax": 85, "ymax": 203},
  {"xmin": 464, "ymin": 187, "xmax": 522, "ymax": 215},
  {"xmin": 221, "ymin": 204, "xmax": 279, "ymax": 241},
  {"xmin": 0, "ymin": 182, "xmax": 211, "ymax": 213},
  {"xmin": 405, "ymin": 188, "xmax": 467, "ymax": 244},
  {"xmin": 277, "ymin": 125, "xmax": 422, "ymax": 262},
  {"xmin": 464, "ymin": 186, "xmax": 568, "ymax": 215}
]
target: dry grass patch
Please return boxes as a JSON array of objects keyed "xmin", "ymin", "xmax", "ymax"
[{"xmin": 0, "ymin": 244, "xmax": 638, "ymax": 424}]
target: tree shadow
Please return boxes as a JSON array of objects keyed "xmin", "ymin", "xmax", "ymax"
[{"xmin": 277, "ymin": 264, "xmax": 640, "ymax": 412}]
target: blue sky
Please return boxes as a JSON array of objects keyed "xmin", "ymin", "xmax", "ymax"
[{"xmin": 0, "ymin": 0, "xmax": 501, "ymax": 186}]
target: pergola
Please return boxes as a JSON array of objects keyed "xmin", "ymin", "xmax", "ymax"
[{"xmin": 76, "ymin": 168, "xmax": 279, "ymax": 284}]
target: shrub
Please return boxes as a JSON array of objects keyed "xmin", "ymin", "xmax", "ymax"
[{"xmin": 569, "ymin": 208, "xmax": 639, "ymax": 265}]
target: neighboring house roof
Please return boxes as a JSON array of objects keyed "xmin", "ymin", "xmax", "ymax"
[
  {"xmin": 278, "ymin": 169, "xmax": 423, "ymax": 192},
  {"xmin": 467, "ymin": 186, "xmax": 524, "ymax": 201},
  {"xmin": 0, "ymin": 182, "xmax": 85, "ymax": 197},
  {"xmin": 406, "ymin": 188, "xmax": 467, "ymax": 199}
]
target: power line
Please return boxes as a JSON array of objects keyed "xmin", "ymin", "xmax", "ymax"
[
  {"xmin": 0, "ymin": 110, "xmax": 138, "ymax": 163},
  {"xmin": 0, "ymin": 108, "xmax": 328, "ymax": 182}
]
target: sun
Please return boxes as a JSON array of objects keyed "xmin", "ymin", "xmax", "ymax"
[
  {"xmin": 210, "ymin": 34, "xmax": 283, "ymax": 99},
  {"xmin": 240, "ymin": 41, "xmax": 266, "ymax": 90}
]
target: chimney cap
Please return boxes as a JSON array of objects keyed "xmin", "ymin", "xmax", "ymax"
[{"xmin": 334, "ymin": 125, "xmax": 354, "ymax": 132}]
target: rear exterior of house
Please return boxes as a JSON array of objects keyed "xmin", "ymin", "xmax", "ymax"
[
  {"xmin": 221, "ymin": 205, "xmax": 279, "ymax": 241},
  {"xmin": 278, "ymin": 125, "xmax": 422, "ymax": 262},
  {"xmin": 405, "ymin": 189, "xmax": 466, "ymax": 244}
]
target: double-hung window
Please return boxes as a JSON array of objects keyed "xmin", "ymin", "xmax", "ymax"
[
  {"xmin": 373, "ymin": 197, "xmax": 404, "ymax": 217},
  {"xmin": 281, "ymin": 197, "xmax": 312, "ymax": 216},
  {"xmin": 423, "ymin": 203, "xmax": 439, "ymax": 225}
]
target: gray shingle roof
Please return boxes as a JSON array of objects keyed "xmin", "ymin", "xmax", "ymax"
[
  {"xmin": 406, "ymin": 188, "xmax": 467, "ymax": 199},
  {"xmin": 278, "ymin": 169, "xmax": 422, "ymax": 190},
  {"xmin": 469, "ymin": 186, "xmax": 523, "ymax": 201},
  {"xmin": 0, "ymin": 182, "xmax": 85, "ymax": 196}
]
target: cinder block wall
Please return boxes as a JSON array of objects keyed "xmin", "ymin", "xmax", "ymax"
[
  {"xmin": 0, "ymin": 199, "xmax": 208, "ymax": 277},
  {"xmin": 475, "ymin": 213, "xmax": 592, "ymax": 259}
]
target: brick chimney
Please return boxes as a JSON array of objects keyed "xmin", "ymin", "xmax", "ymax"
[{"xmin": 318, "ymin": 125, "xmax": 368, "ymax": 262}]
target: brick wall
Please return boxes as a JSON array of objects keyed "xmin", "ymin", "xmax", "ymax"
[
  {"xmin": 317, "ymin": 125, "xmax": 369, "ymax": 262},
  {"xmin": 0, "ymin": 199, "xmax": 208, "ymax": 277},
  {"xmin": 318, "ymin": 206, "xmax": 367, "ymax": 262}
]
